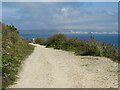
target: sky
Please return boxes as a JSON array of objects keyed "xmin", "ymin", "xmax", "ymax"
[
  {"xmin": 2, "ymin": 0, "xmax": 120, "ymax": 2},
  {"xmin": 2, "ymin": 2, "xmax": 118, "ymax": 34}
]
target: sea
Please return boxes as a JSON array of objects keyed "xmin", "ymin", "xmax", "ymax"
[{"xmin": 20, "ymin": 33, "xmax": 119, "ymax": 49}]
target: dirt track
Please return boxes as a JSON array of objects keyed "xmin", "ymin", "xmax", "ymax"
[{"xmin": 10, "ymin": 43, "xmax": 118, "ymax": 88}]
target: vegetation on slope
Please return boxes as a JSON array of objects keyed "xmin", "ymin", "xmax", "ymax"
[
  {"xmin": 0, "ymin": 23, "xmax": 2, "ymax": 89},
  {"xmin": 2, "ymin": 24, "xmax": 34, "ymax": 88},
  {"xmin": 35, "ymin": 38, "xmax": 46, "ymax": 45},
  {"xmin": 35, "ymin": 34, "xmax": 119, "ymax": 62}
]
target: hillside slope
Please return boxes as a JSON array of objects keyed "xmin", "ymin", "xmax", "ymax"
[
  {"xmin": 2, "ymin": 24, "xmax": 34, "ymax": 88},
  {"xmin": 10, "ymin": 43, "xmax": 118, "ymax": 88}
]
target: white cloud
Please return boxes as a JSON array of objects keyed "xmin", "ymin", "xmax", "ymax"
[
  {"xmin": 61, "ymin": 8, "xmax": 69, "ymax": 16},
  {"xmin": 2, "ymin": 2, "xmax": 118, "ymax": 32},
  {"xmin": 0, "ymin": 2, "xmax": 2, "ymax": 22},
  {"xmin": 2, "ymin": 0, "xmax": 119, "ymax": 2}
]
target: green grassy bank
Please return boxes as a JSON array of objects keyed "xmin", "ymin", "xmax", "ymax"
[{"xmin": 2, "ymin": 24, "xmax": 34, "ymax": 88}]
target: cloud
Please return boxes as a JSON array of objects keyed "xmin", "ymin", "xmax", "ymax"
[
  {"xmin": 0, "ymin": 2, "xmax": 2, "ymax": 21},
  {"xmin": 2, "ymin": 2, "xmax": 118, "ymax": 33},
  {"xmin": 2, "ymin": 0, "xmax": 119, "ymax": 2}
]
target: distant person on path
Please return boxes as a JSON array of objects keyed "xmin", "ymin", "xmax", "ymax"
[{"xmin": 33, "ymin": 38, "xmax": 35, "ymax": 43}]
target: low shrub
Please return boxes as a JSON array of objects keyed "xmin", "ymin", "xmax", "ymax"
[
  {"xmin": 46, "ymin": 34, "xmax": 67, "ymax": 49},
  {"xmin": 75, "ymin": 40, "xmax": 100, "ymax": 56},
  {"xmin": 35, "ymin": 38, "xmax": 46, "ymax": 45},
  {"xmin": 35, "ymin": 34, "xmax": 119, "ymax": 62},
  {"xmin": 102, "ymin": 43, "xmax": 118, "ymax": 62},
  {"xmin": 62, "ymin": 38, "xmax": 82, "ymax": 51}
]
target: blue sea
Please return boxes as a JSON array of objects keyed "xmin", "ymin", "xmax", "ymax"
[{"xmin": 20, "ymin": 33, "xmax": 119, "ymax": 48}]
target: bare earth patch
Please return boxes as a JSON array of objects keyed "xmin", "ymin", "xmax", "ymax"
[{"xmin": 10, "ymin": 43, "xmax": 118, "ymax": 88}]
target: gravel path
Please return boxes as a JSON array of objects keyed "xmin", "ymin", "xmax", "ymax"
[{"xmin": 10, "ymin": 43, "xmax": 118, "ymax": 88}]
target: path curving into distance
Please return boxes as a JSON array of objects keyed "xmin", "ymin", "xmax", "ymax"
[{"xmin": 10, "ymin": 43, "xmax": 118, "ymax": 88}]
